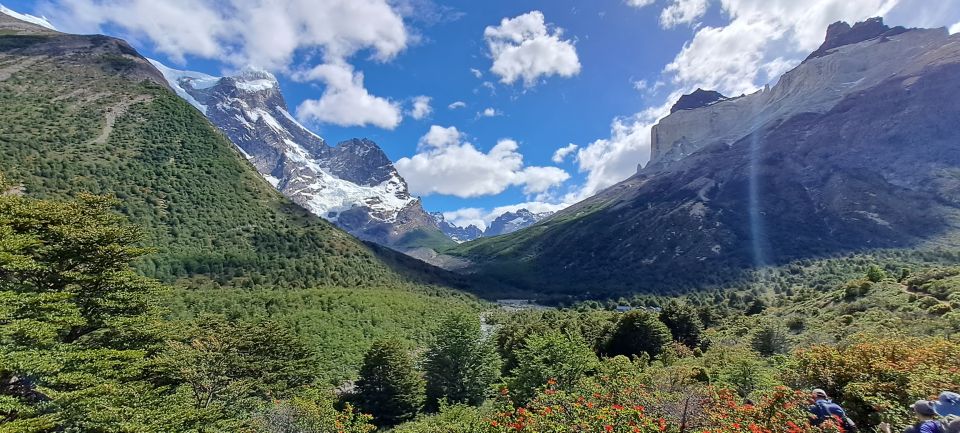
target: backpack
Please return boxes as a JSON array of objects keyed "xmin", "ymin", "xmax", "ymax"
[
  {"xmin": 912, "ymin": 420, "xmax": 945, "ymax": 433},
  {"xmin": 814, "ymin": 400, "xmax": 858, "ymax": 433}
]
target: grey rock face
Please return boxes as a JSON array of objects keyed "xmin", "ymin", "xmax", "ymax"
[
  {"xmin": 484, "ymin": 209, "xmax": 554, "ymax": 237},
  {"xmin": 150, "ymin": 61, "xmax": 450, "ymax": 250},
  {"xmin": 431, "ymin": 213, "xmax": 484, "ymax": 243}
]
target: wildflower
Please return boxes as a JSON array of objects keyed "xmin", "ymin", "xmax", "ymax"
[{"xmin": 605, "ymin": 425, "xmax": 614, "ymax": 432}]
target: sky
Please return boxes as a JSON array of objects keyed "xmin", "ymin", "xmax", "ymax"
[{"xmin": 4, "ymin": 0, "xmax": 960, "ymax": 230}]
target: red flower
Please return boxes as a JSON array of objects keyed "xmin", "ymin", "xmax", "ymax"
[{"xmin": 605, "ymin": 425, "xmax": 614, "ymax": 432}]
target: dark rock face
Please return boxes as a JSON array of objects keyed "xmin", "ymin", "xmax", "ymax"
[
  {"xmin": 0, "ymin": 13, "xmax": 168, "ymax": 87},
  {"xmin": 805, "ymin": 17, "xmax": 907, "ymax": 61},
  {"xmin": 453, "ymin": 23, "xmax": 960, "ymax": 295},
  {"xmin": 670, "ymin": 88, "xmax": 728, "ymax": 113}
]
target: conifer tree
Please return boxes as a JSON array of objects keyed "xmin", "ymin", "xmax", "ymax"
[
  {"xmin": 423, "ymin": 312, "xmax": 500, "ymax": 409},
  {"xmin": 355, "ymin": 339, "xmax": 425, "ymax": 426}
]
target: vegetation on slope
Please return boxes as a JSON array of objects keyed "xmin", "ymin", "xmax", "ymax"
[{"xmin": 0, "ymin": 31, "xmax": 454, "ymax": 289}]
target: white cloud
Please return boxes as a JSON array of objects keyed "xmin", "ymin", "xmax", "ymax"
[
  {"xmin": 478, "ymin": 107, "xmax": 501, "ymax": 118},
  {"xmin": 395, "ymin": 125, "xmax": 570, "ymax": 198},
  {"xmin": 447, "ymin": 101, "xmax": 467, "ymax": 110},
  {"xmin": 664, "ymin": 0, "xmax": 901, "ymax": 96},
  {"xmin": 566, "ymin": 98, "xmax": 674, "ymax": 202},
  {"xmin": 483, "ymin": 10, "xmax": 581, "ymax": 87},
  {"xmin": 470, "ymin": 68, "xmax": 483, "ymax": 78},
  {"xmin": 294, "ymin": 62, "xmax": 402, "ymax": 129},
  {"xmin": 443, "ymin": 201, "xmax": 570, "ymax": 230},
  {"xmin": 408, "ymin": 95, "xmax": 432, "ymax": 120},
  {"xmin": 951, "ymin": 21, "xmax": 960, "ymax": 34},
  {"xmin": 40, "ymin": 0, "xmax": 409, "ymax": 129},
  {"xmin": 551, "ymin": 143, "xmax": 579, "ymax": 163},
  {"xmin": 625, "ymin": 0, "xmax": 656, "ymax": 8},
  {"xmin": 660, "ymin": 0, "xmax": 709, "ymax": 28}
]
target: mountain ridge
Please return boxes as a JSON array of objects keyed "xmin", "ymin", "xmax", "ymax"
[{"xmin": 448, "ymin": 18, "xmax": 960, "ymax": 296}]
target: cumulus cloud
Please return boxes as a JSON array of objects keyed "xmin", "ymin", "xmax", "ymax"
[
  {"xmin": 470, "ymin": 68, "xmax": 483, "ymax": 78},
  {"xmin": 478, "ymin": 107, "xmax": 501, "ymax": 118},
  {"xmin": 447, "ymin": 101, "xmax": 467, "ymax": 110},
  {"xmin": 625, "ymin": 0, "xmax": 656, "ymax": 8},
  {"xmin": 483, "ymin": 11, "xmax": 581, "ymax": 86},
  {"xmin": 294, "ymin": 62, "xmax": 401, "ymax": 129},
  {"xmin": 395, "ymin": 125, "xmax": 570, "ymax": 198},
  {"xmin": 408, "ymin": 95, "xmax": 432, "ymax": 120},
  {"xmin": 565, "ymin": 99, "xmax": 674, "ymax": 201},
  {"xmin": 660, "ymin": 0, "xmax": 709, "ymax": 28},
  {"xmin": 951, "ymin": 21, "xmax": 960, "ymax": 34},
  {"xmin": 442, "ymin": 201, "xmax": 570, "ymax": 230},
  {"xmin": 551, "ymin": 143, "xmax": 579, "ymax": 163},
  {"xmin": 40, "ymin": 0, "xmax": 409, "ymax": 129},
  {"xmin": 664, "ymin": 0, "xmax": 901, "ymax": 96}
]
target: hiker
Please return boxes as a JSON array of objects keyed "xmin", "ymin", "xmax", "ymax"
[
  {"xmin": 809, "ymin": 389, "xmax": 857, "ymax": 432},
  {"xmin": 880, "ymin": 400, "xmax": 946, "ymax": 433},
  {"xmin": 934, "ymin": 392, "xmax": 960, "ymax": 433}
]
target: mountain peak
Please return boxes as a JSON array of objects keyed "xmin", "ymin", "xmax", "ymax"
[
  {"xmin": 805, "ymin": 17, "xmax": 908, "ymax": 61},
  {"xmin": 228, "ymin": 66, "xmax": 278, "ymax": 93},
  {"xmin": 670, "ymin": 88, "xmax": 728, "ymax": 113}
]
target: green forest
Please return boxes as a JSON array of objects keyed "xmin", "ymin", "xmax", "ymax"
[{"xmin": 2, "ymin": 181, "xmax": 958, "ymax": 432}]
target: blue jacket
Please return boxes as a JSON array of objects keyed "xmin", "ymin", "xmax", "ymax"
[
  {"xmin": 917, "ymin": 420, "xmax": 943, "ymax": 433},
  {"xmin": 810, "ymin": 399, "xmax": 848, "ymax": 426}
]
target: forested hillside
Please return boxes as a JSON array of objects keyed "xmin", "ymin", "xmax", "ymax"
[{"xmin": 0, "ymin": 17, "xmax": 453, "ymax": 289}]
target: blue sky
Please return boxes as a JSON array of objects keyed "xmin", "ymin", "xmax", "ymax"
[{"xmin": 5, "ymin": 0, "xmax": 960, "ymax": 228}]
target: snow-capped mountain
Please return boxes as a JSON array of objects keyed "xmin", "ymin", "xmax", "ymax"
[
  {"xmin": 149, "ymin": 60, "xmax": 448, "ymax": 250},
  {"xmin": 431, "ymin": 213, "xmax": 484, "ymax": 243},
  {"xmin": 430, "ymin": 208, "xmax": 555, "ymax": 243},
  {"xmin": 483, "ymin": 209, "xmax": 554, "ymax": 237}
]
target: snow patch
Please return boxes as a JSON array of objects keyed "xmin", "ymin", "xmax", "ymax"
[
  {"xmin": 147, "ymin": 58, "xmax": 218, "ymax": 114},
  {"xmin": 0, "ymin": 4, "xmax": 57, "ymax": 30},
  {"xmin": 235, "ymin": 79, "xmax": 277, "ymax": 92}
]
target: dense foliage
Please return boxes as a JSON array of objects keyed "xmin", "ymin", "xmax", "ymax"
[
  {"xmin": 355, "ymin": 340, "xmax": 425, "ymax": 426},
  {"xmin": 423, "ymin": 313, "xmax": 500, "ymax": 408},
  {"xmin": 0, "ymin": 41, "xmax": 448, "ymax": 290}
]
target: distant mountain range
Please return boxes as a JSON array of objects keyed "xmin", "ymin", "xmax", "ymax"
[
  {"xmin": 432, "ymin": 209, "xmax": 555, "ymax": 243},
  {"xmin": 449, "ymin": 18, "xmax": 960, "ymax": 295}
]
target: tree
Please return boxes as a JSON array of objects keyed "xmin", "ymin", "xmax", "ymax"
[
  {"xmin": 507, "ymin": 331, "xmax": 598, "ymax": 404},
  {"xmin": 423, "ymin": 312, "xmax": 500, "ymax": 408},
  {"xmin": 659, "ymin": 301, "xmax": 704, "ymax": 349},
  {"xmin": 604, "ymin": 310, "xmax": 673, "ymax": 359},
  {"xmin": 750, "ymin": 321, "xmax": 790, "ymax": 356},
  {"xmin": 355, "ymin": 339, "xmax": 425, "ymax": 426},
  {"xmin": 156, "ymin": 317, "xmax": 319, "ymax": 410},
  {"xmin": 865, "ymin": 265, "xmax": 887, "ymax": 283},
  {"xmin": 0, "ymin": 191, "xmax": 169, "ymax": 430},
  {"xmin": 254, "ymin": 388, "xmax": 374, "ymax": 433}
]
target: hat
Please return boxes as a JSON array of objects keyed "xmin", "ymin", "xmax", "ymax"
[
  {"xmin": 935, "ymin": 392, "xmax": 960, "ymax": 417},
  {"xmin": 813, "ymin": 389, "xmax": 829, "ymax": 399},
  {"xmin": 912, "ymin": 400, "xmax": 937, "ymax": 417}
]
